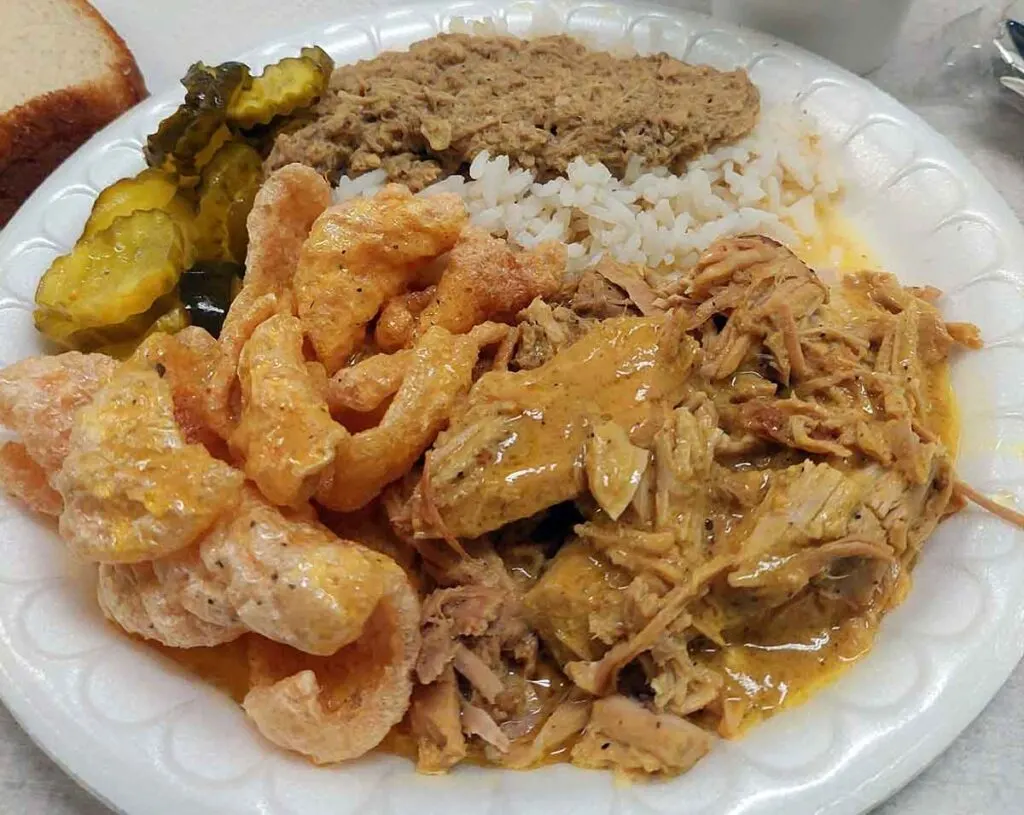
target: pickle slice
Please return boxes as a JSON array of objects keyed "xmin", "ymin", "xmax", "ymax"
[
  {"xmin": 193, "ymin": 141, "xmax": 264, "ymax": 263},
  {"xmin": 35, "ymin": 210, "xmax": 190, "ymax": 334},
  {"xmin": 145, "ymin": 61, "xmax": 250, "ymax": 180},
  {"xmin": 227, "ymin": 46, "xmax": 334, "ymax": 128},
  {"xmin": 96, "ymin": 303, "xmax": 191, "ymax": 359},
  {"xmin": 83, "ymin": 168, "xmax": 194, "ymax": 239},
  {"xmin": 34, "ymin": 294, "xmax": 183, "ymax": 352}
]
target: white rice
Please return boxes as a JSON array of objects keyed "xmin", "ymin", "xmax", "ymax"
[{"xmin": 332, "ymin": 104, "xmax": 842, "ymax": 280}]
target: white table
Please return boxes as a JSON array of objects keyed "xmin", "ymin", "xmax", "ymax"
[{"xmin": 2, "ymin": 1, "xmax": 1023, "ymax": 812}]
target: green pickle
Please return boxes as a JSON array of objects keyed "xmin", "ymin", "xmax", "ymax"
[
  {"xmin": 193, "ymin": 141, "xmax": 263, "ymax": 264},
  {"xmin": 35, "ymin": 210, "xmax": 191, "ymax": 341},
  {"xmin": 144, "ymin": 61, "xmax": 250, "ymax": 181},
  {"xmin": 35, "ymin": 44, "xmax": 334, "ymax": 355},
  {"xmin": 35, "ymin": 294, "xmax": 184, "ymax": 352},
  {"xmin": 83, "ymin": 168, "xmax": 194, "ymax": 239},
  {"xmin": 227, "ymin": 46, "xmax": 334, "ymax": 128},
  {"xmin": 96, "ymin": 304, "xmax": 191, "ymax": 359}
]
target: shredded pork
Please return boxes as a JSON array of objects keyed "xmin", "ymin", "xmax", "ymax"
[{"xmin": 390, "ymin": 234, "xmax": 985, "ymax": 775}]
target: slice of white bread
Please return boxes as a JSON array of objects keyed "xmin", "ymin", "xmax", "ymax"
[{"xmin": 0, "ymin": 0, "xmax": 146, "ymax": 225}]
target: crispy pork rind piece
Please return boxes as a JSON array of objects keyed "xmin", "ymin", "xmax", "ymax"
[
  {"xmin": 374, "ymin": 289, "xmax": 435, "ymax": 353},
  {"xmin": 55, "ymin": 361, "xmax": 245, "ymax": 563},
  {"xmin": 242, "ymin": 163, "xmax": 332, "ymax": 302},
  {"xmin": 132, "ymin": 328, "xmax": 230, "ymax": 449},
  {"xmin": 243, "ymin": 561, "xmax": 420, "ymax": 763},
  {"xmin": 209, "ymin": 164, "xmax": 332, "ymax": 429},
  {"xmin": 151, "ymin": 542, "xmax": 243, "ymax": 631},
  {"xmin": 200, "ymin": 487, "xmax": 390, "ymax": 656},
  {"xmin": 417, "ymin": 228, "xmax": 564, "ymax": 337},
  {"xmin": 97, "ymin": 484, "xmax": 404, "ymax": 655},
  {"xmin": 210, "ymin": 291, "xmax": 280, "ymax": 434},
  {"xmin": 97, "ymin": 560, "xmax": 246, "ymax": 648},
  {"xmin": 317, "ymin": 323, "xmax": 507, "ymax": 512},
  {"xmin": 372, "ymin": 230, "xmax": 565, "ymax": 352},
  {"xmin": 326, "ymin": 348, "xmax": 414, "ymax": 415},
  {"xmin": 231, "ymin": 314, "xmax": 347, "ymax": 507},
  {"xmin": 0, "ymin": 443, "xmax": 62, "ymax": 515},
  {"xmin": 0, "ymin": 352, "xmax": 116, "ymax": 476},
  {"xmin": 295, "ymin": 185, "xmax": 468, "ymax": 373}
]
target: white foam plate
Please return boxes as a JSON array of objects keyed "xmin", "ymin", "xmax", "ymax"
[{"xmin": 1, "ymin": 2, "xmax": 1023, "ymax": 814}]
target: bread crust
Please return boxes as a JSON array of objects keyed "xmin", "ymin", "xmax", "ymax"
[{"xmin": 0, "ymin": 0, "xmax": 147, "ymax": 226}]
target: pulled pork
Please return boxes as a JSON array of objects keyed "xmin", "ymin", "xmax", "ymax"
[{"xmin": 394, "ymin": 234, "xmax": 989, "ymax": 778}]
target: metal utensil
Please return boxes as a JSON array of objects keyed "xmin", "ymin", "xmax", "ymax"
[{"xmin": 995, "ymin": 18, "xmax": 1024, "ymax": 100}]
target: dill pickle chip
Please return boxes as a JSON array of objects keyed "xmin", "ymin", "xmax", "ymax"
[
  {"xmin": 193, "ymin": 124, "xmax": 234, "ymax": 174},
  {"xmin": 145, "ymin": 61, "xmax": 250, "ymax": 180},
  {"xmin": 227, "ymin": 46, "xmax": 334, "ymax": 128},
  {"xmin": 35, "ymin": 210, "xmax": 190, "ymax": 333},
  {"xmin": 83, "ymin": 168, "xmax": 195, "ymax": 239},
  {"xmin": 300, "ymin": 45, "xmax": 334, "ymax": 76},
  {"xmin": 193, "ymin": 141, "xmax": 263, "ymax": 263},
  {"xmin": 34, "ymin": 307, "xmax": 154, "ymax": 350},
  {"xmin": 145, "ymin": 106, "xmax": 224, "ymax": 181},
  {"xmin": 97, "ymin": 304, "xmax": 191, "ymax": 359},
  {"xmin": 34, "ymin": 295, "xmax": 182, "ymax": 352}
]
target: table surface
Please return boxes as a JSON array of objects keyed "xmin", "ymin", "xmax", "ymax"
[{"xmin": 2, "ymin": 0, "xmax": 1024, "ymax": 813}]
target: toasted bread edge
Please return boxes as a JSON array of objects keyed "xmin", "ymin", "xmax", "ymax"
[{"xmin": 0, "ymin": 0, "xmax": 147, "ymax": 227}]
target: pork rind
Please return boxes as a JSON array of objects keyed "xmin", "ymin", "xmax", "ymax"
[
  {"xmin": 150, "ymin": 542, "xmax": 244, "ymax": 631},
  {"xmin": 326, "ymin": 349, "xmax": 413, "ymax": 415},
  {"xmin": 209, "ymin": 164, "xmax": 332, "ymax": 432},
  {"xmin": 200, "ymin": 487, "xmax": 391, "ymax": 656},
  {"xmin": 231, "ymin": 314, "xmax": 347, "ymax": 506},
  {"xmin": 228, "ymin": 162, "xmax": 332, "ymax": 313},
  {"xmin": 0, "ymin": 352, "xmax": 116, "ymax": 476},
  {"xmin": 97, "ymin": 486, "xmax": 403, "ymax": 655},
  {"xmin": 55, "ymin": 363, "xmax": 245, "ymax": 563},
  {"xmin": 317, "ymin": 323, "xmax": 507, "ymax": 512},
  {"xmin": 133, "ymin": 328, "xmax": 230, "ymax": 449},
  {"xmin": 210, "ymin": 291, "xmax": 279, "ymax": 432},
  {"xmin": 97, "ymin": 560, "xmax": 246, "ymax": 648},
  {"xmin": 295, "ymin": 185, "xmax": 467, "ymax": 373},
  {"xmin": 417, "ymin": 228, "xmax": 564, "ymax": 336},
  {"xmin": 373, "ymin": 229, "xmax": 564, "ymax": 352},
  {"xmin": 0, "ymin": 442, "xmax": 62, "ymax": 515},
  {"xmin": 243, "ymin": 558, "xmax": 420, "ymax": 763},
  {"xmin": 375, "ymin": 289, "xmax": 435, "ymax": 353}
]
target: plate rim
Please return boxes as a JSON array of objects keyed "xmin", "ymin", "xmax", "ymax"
[{"xmin": 1, "ymin": 2, "xmax": 1023, "ymax": 815}]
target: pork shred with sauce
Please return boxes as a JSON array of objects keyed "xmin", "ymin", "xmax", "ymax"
[
  {"xmin": 266, "ymin": 34, "xmax": 760, "ymax": 190},
  {"xmin": 396, "ymin": 235, "xmax": 983, "ymax": 776}
]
